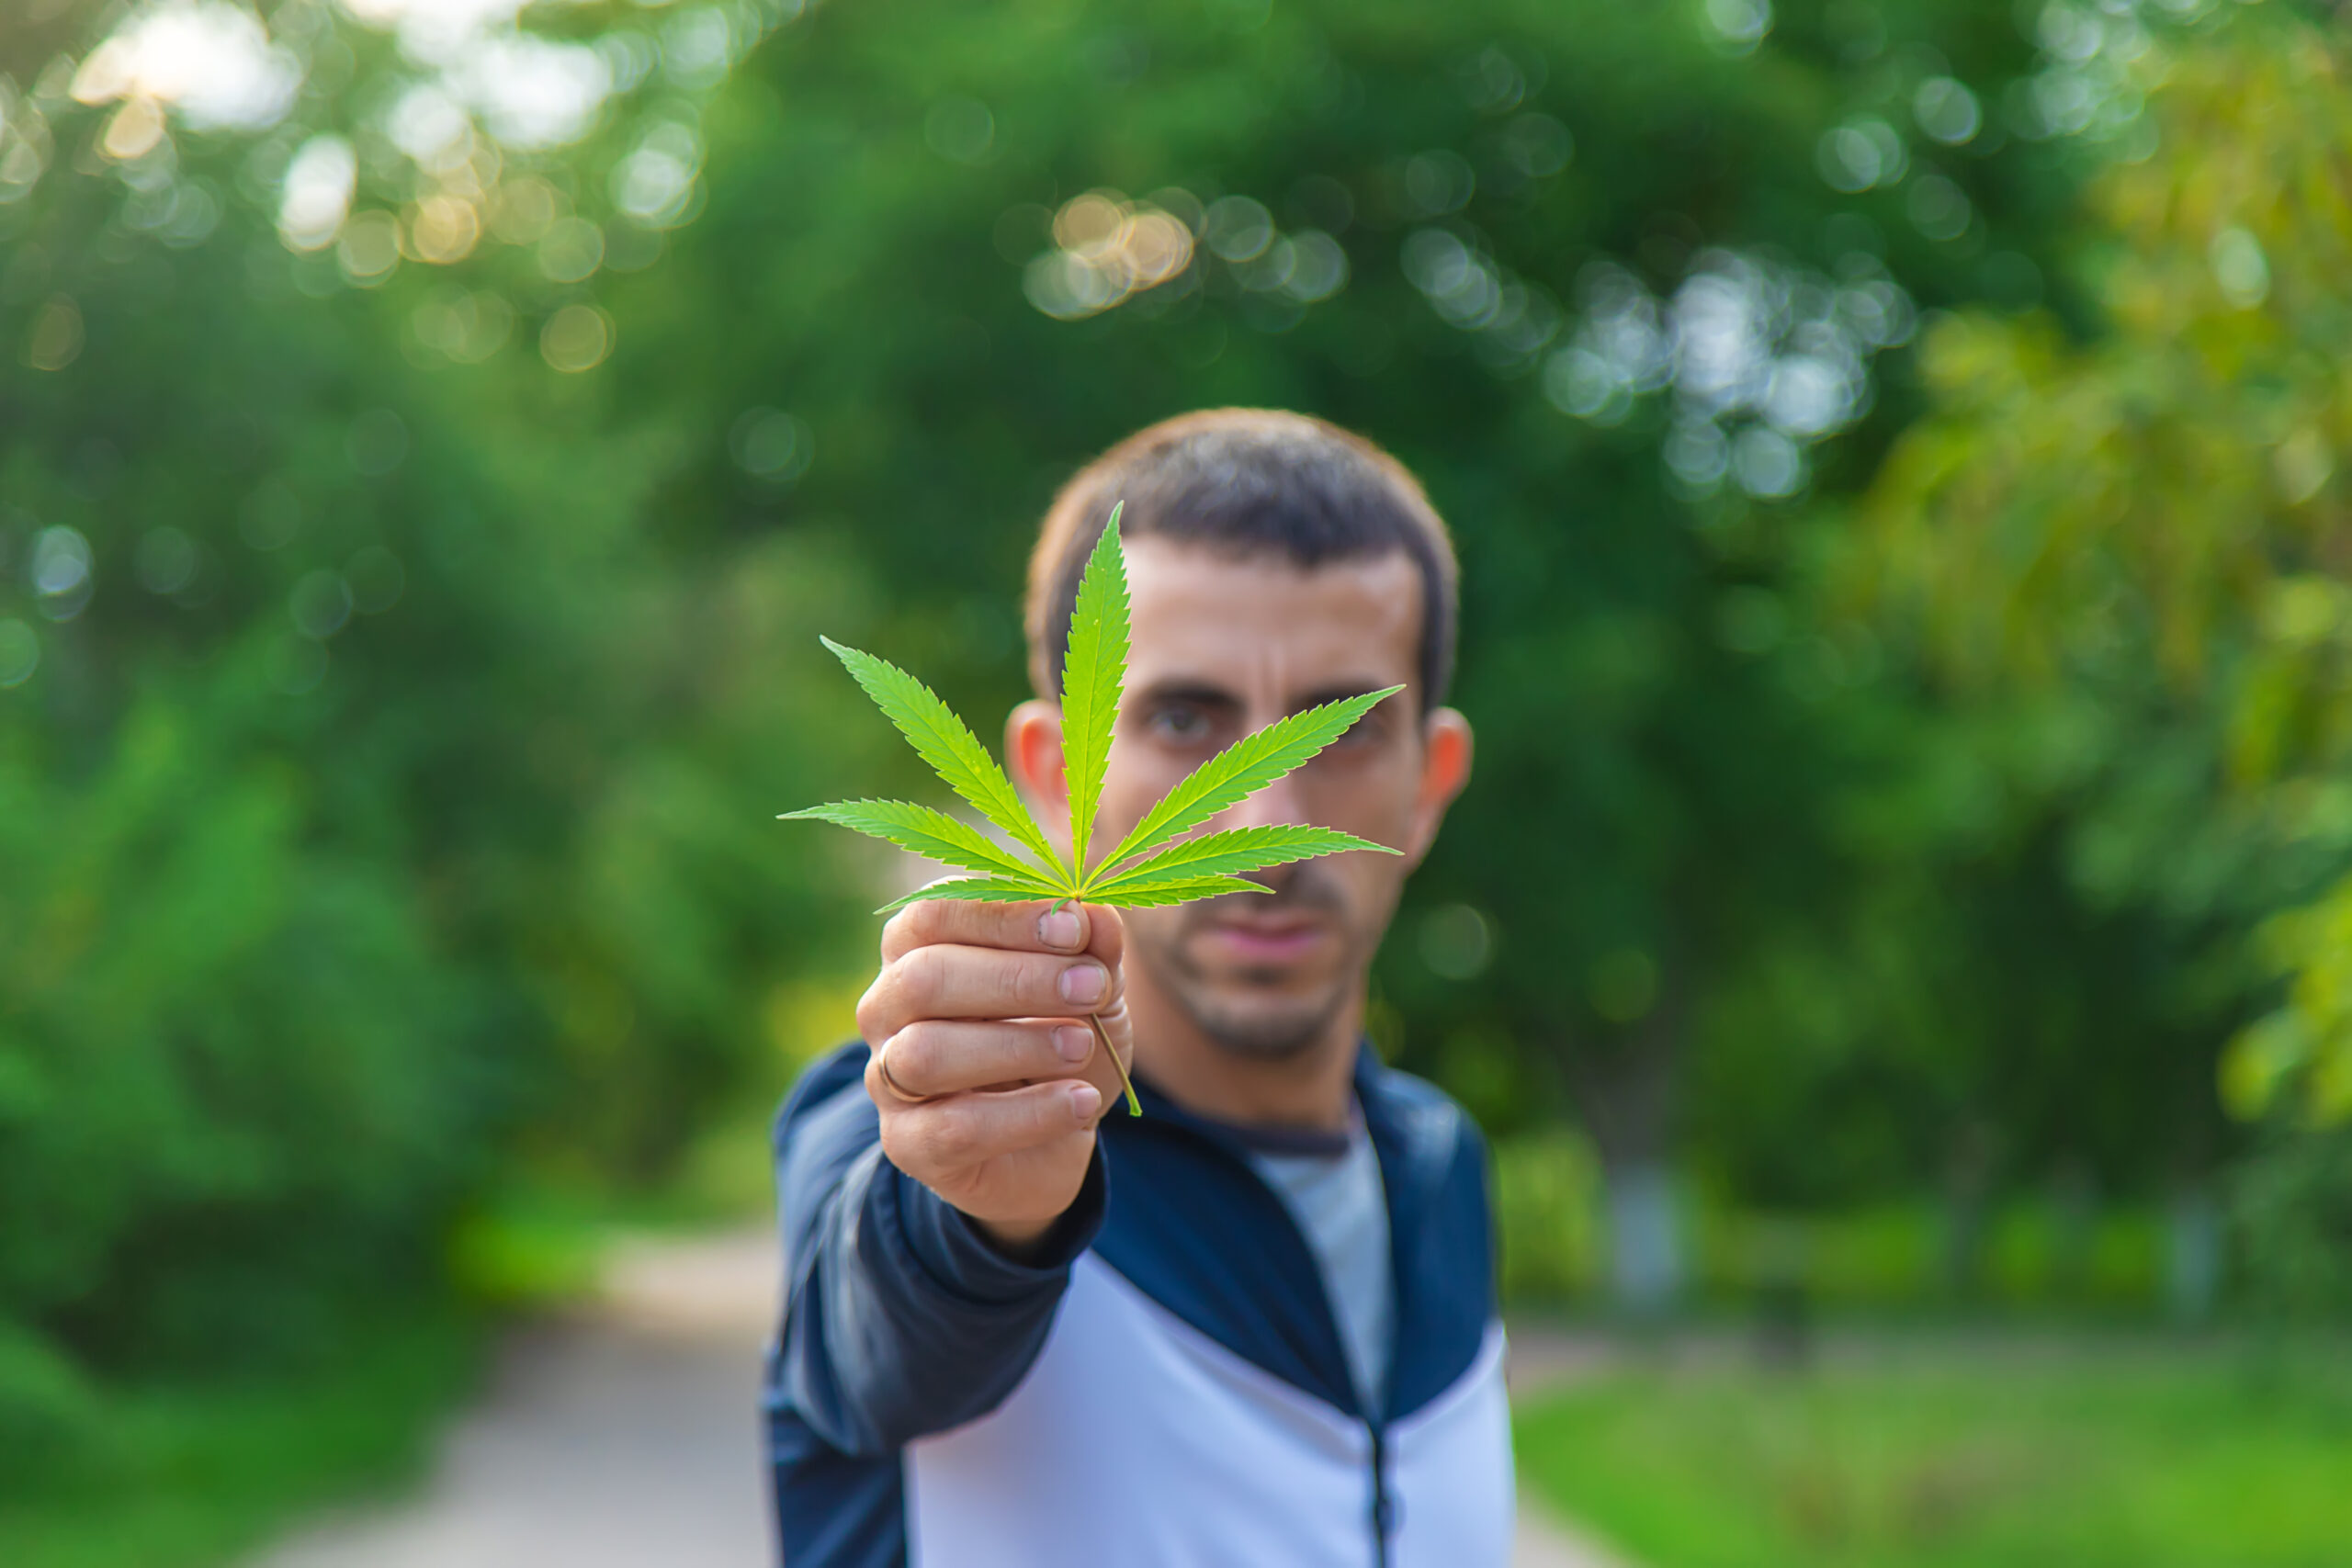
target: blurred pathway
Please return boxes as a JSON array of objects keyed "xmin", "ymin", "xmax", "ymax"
[{"xmin": 248, "ymin": 1231, "xmax": 1634, "ymax": 1568}]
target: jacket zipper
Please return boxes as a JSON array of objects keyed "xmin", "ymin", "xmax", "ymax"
[{"xmin": 1155, "ymin": 1110, "xmax": 1396, "ymax": 1564}]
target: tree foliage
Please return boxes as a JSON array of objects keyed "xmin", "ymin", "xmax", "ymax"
[
  {"xmin": 2, "ymin": 0, "xmax": 2316, "ymax": 1444},
  {"xmin": 0, "ymin": 0, "xmax": 871, "ymax": 1435},
  {"xmin": 1858, "ymin": 7, "xmax": 2352, "ymax": 1126}
]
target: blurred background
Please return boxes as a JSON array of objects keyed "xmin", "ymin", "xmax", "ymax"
[{"xmin": 5, "ymin": 0, "xmax": 2352, "ymax": 1562}]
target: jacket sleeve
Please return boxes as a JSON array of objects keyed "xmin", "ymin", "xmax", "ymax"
[{"xmin": 765, "ymin": 1043, "xmax": 1107, "ymax": 1457}]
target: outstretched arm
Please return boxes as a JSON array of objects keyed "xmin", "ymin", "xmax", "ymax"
[
  {"xmin": 764, "ymin": 1045, "xmax": 1106, "ymax": 1455},
  {"xmin": 765, "ymin": 897, "xmax": 1131, "ymax": 1455}
]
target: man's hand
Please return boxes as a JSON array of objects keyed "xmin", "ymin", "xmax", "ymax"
[{"xmin": 856, "ymin": 897, "xmax": 1134, "ymax": 1259}]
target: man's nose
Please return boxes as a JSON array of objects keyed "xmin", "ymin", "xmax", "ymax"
[{"xmin": 1225, "ymin": 769, "xmax": 1310, "ymax": 830}]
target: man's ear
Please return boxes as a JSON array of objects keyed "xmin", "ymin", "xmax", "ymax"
[
  {"xmin": 1402, "ymin": 706, "xmax": 1474, "ymax": 868},
  {"xmin": 1006, "ymin": 698, "xmax": 1069, "ymax": 826}
]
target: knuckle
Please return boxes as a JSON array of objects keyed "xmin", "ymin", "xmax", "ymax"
[
  {"xmin": 854, "ymin": 975, "xmax": 891, "ymax": 1042},
  {"xmin": 886, "ymin": 901, "xmax": 962, "ymax": 964},
  {"xmin": 880, "ymin": 904, "xmax": 935, "ymax": 964},
  {"xmin": 901, "ymin": 899, "xmax": 947, "ymax": 942},
  {"xmin": 1008, "ymin": 950, "xmax": 1060, "ymax": 1007},
  {"xmin": 888, "ymin": 1021, "xmax": 941, "ymax": 1084},
  {"xmin": 893, "ymin": 946, "xmax": 946, "ymax": 1010}
]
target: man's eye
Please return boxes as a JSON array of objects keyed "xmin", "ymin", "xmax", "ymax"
[{"xmin": 1150, "ymin": 707, "xmax": 1210, "ymax": 741}]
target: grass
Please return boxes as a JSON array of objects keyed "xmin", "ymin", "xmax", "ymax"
[
  {"xmin": 0, "ymin": 1311, "xmax": 478, "ymax": 1568},
  {"xmin": 1514, "ymin": 1337, "xmax": 2352, "ymax": 1568}
]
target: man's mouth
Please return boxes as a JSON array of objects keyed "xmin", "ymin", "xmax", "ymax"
[{"xmin": 1199, "ymin": 911, "xmax": 1328, "ymax": 964}]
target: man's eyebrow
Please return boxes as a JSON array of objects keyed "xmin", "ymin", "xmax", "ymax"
[
  {"xmin": 1130, "ymin": 680, "xmax": 1242, "ymax": 710},
  {"xmin": 1128, "ymin": 678, "xmax": 1408, "ymax": 716}
]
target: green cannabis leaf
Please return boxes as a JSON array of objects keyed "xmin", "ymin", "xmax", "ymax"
[{"xmin": 781, "ymin": 502, "xmax": 1404, "ymax": 1114}]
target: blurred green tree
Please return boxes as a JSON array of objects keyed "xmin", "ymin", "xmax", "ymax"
[
  {"xmin": 0, "ymin": 0, "xmax": 2278, "ymax": 1443},
  {"xmin": 631, "ymin": 0, "xmax": 2119, "ymax": 1306},
  {"xmin": 1854, "ymin": 5, "xmax": 2352, "ymax": 1303},
  {"xmin": 0, "ymin": 0, "xmax": 873, "ymax": 1444}
]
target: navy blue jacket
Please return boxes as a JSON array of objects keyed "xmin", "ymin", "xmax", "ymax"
[{"xmin": 763, "ymin": 1042, "xmax": 1510, "ymax": 1567}]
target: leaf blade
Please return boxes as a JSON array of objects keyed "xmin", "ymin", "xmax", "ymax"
[
  {"xmin": 1059, "ymin": 504, "xmax": 1128, "ymax": 883},
  {"xmin": 1095, "ymin": 687, "xmax": 1406, "ymax": 875},
  {"xmin": 820, "ymin": 637, "xmax": 1069, "ymax": 880},
  {"xmin": 780, "ymin": 799, "xmax": 1057, "ymax": 884},
  {"xmin": 873, "ymin": 874, "xmax": 1067, "ymax": 916},
  {"xmin": 1089, "ymin": 824, "xmax": 1396, "ymax": 897},
  {"xmin": 1088, "ymin": 874, "xmax": 1275, "ymax": 909}
]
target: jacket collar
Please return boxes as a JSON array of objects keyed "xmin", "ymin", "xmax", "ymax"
[{"xmin": 1101, "ymin": 1041, "xmax": 1493, "ymax": 1424}]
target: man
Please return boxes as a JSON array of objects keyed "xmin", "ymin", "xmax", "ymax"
[{"xmin": 765, "ymin": 409, "xmax": 1506, "ymax": 1566}]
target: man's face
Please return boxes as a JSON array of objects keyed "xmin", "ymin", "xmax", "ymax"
[{"xmin": 1075, "ymin": 536, "xmax": 1467, "ymax": 1060}]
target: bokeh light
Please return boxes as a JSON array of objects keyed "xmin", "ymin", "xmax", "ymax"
[
  {"xmin": 1537, "ymin": 249, "xmax": 1913, "ymax": 501},
  {"xmin": 134, "ymin": 528, "xmax": 200, "ymax": 596},
  {"xmin": 278, "ymin": 136, "xmax": 356, "ymax": 251},
  {"xmin": 0, "ymin": 619, "xmax": 37, "ymax": 688},
  {"xmin": 539, "ymin": 217, "xmax": 605, "ymax": 283},
  {"xmin": 540, "ymin": 302, "xmax": 614, "ymax": 371},
  {"xmin": 31, "ymin": 527, "xmax": 93, "ymax": 621},
  {"xmin": 729, "ymin": 408, "xmax": 813, "ymax": 484},
  {"xmin": 68, "ymin": 1, "xmax": 300, "ymax": 132},
  {"xmin": 24, "ymin": 297, "xmax": 83, "ymax": 371},
  {"xmin": 1023, "ymin": 189, "xmax": 1197, "ymax": 321}
]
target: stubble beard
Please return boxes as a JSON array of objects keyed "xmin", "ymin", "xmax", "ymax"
[{"xmin": 1128, "ymin": 872, "xmax": 1363, "ymax": 1063}]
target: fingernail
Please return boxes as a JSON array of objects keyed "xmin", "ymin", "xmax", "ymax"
[
  {"xmin": 1038, "ymin": 908, "xmax": 1082, "ymax": 949},
  {"xmin": 1053, "ymin": 1025, "xmax": 1093, "ymax": 1064},
  {"xmin": 1069, "ymin": 1081, "xmax": 1102, "ymax": 1121},
  {"xmin": 1058, "ymin": 963, "xmax": 1106, "ymax": 1005}
]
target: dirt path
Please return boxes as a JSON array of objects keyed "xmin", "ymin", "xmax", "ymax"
[{"xmin": 248, "ymin": 1231, "xmax": 1633, "ymax": 1568}]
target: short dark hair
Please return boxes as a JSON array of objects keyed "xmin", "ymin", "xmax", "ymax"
[{"xmin": 1024, "ymin": 409, "xmax": 1460, "ymax": 709}]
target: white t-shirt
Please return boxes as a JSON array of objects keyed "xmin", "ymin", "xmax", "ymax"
[{"xmin": 1240, "ymin": 1108, "xmax": 1396, "ymax": 1412}]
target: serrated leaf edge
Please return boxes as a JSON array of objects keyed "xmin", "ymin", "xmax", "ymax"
[
  {"xmin": 820, "ymin": 637, "xmax": 1073, "ymax": 882},
  {"xmin": 873, "ymin": 874, "xmax": 1066, "ymax": 916},
  {"xmin": 1060, "ymin": 504, "xmax": 1127, "ymax": 885},
  {"xmin": 1089, "ymin": 874, "xmax": 1274, "ymax": 908},
  {"xmin": 1094, "ymin": 686, "xmax": 1405, "ymax": 876},
  {"xmin": 779, "ymin": 798, "xmax": 1057, "ymax": 885},
  {"xmin": 1090, "ymin": 823, "xmax": 1397, "ymax": 896}
]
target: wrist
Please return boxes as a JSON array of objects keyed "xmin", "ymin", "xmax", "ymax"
[
  {"xmin": 961, "ymin": 1153, "xmax": 1108, "ymax": 1268},
  {"xmin": 973, "ymin": 1213, "xmax": 1057, "ymax": 1263},
  {"xmin": 890, "ymin": 1147, "xmax": 1109, "ymax": 1294}
]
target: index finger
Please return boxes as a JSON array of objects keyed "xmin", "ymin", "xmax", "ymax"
[{"xmin": 881, "ymin": 896, "xmax": 1091, "ymax": 964}]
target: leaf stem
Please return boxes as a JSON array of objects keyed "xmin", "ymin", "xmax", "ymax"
[
  {"xmin": 1049, "ymin": 895, "xmax": 1139, "ymax": 1117},
  {"xmin": 1090, "ymin": 1011, "xmax": 1142, "ymax": 1118}
]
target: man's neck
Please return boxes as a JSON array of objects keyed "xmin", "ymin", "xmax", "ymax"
[{"xmin": 1123, "ymin": 980, "xmax": 1363, "ymax": 1133}]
